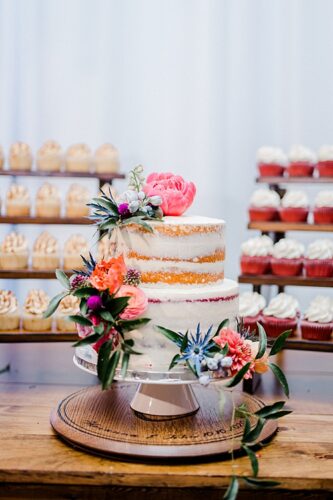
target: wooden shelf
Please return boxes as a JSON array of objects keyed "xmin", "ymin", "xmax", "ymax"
[
  {"xmin": 284, "ymin": 334, "xmax": 333, "ymax": 353},
  {"xmin": 238, "ymin": 274, "xmax": 333, "ymax": 287},
  {"xmin": 0, "ymin": 330, "xmax": 77, "ymax": 342},
  {"xmin": 0, "ymin": 215, "xmax": 93, "ymax": 225},
  {"xmin": 0, "ymin": 170, "xmax": 125, "ymax": 181},
  {"xmin": 248, "ymin": 221, "xmax": 333, "ymax": 232},
  {"xmin": 0, "ymin": 269, "xmax": 69, "ymax": 279},
  {"xmin": 256, "ymin": 176, "xmax": 333, "ymax": 184}
]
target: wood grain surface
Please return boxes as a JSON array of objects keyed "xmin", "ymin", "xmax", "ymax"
[
  {"xmin": 238, "ymin": 273, "xmax": 333, "ymax": 288},
  {"xmin": 0, "ymin": 170, "xmax": 125, "ymax": 180},
  {"xmin": 0, "ymin": 215, "xmax": 92, "ymax": 225},
  {"xmin": 248, "ymin": 221, "xmax": 333, "ymax": 233},
  {"xmin": 256, "ymin": 176, "xmax": 333, "ymax": 184}
]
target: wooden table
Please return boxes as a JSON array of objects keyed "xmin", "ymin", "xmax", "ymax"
[{"xmin": 0, "ymin": 343, "xmax": 332, "ymax": 499}]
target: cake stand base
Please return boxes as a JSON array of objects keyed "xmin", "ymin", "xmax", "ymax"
[{"xmin": 51, "ymin": 383, "xmax": 277, "ymax": 459}]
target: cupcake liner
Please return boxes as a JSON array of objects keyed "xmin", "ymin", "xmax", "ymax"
[
  {"xmin": 240, "ymin": 255, "xmax": 271, "ymax": 275},
  {"xmin": 304, "ymin": 259, "xmax": 333, "ymax": 278},
  {"xmin": 271, "ymin": 257, "xmax": 303, "ymax": 276},
  {"xmin": 287, "ymin": 162, "xmax": 315, "ymax": 177},
  {"xmin": 242, "ymin": 315, "xmax": 261, "ymax": 335},
  {"xmin": 249, "ymin": 207, "xmax": 278, "ymax": 222},
  {"xmin": 313, "ymin": 207, "xmax": 333, "ymax": 224},
  {"xmin": 301, "ymin": 320, "xmax": 332, "ymax": 341},
  {"xmin": 317, "ymin": 161, "xmax": 333, "ymax": 177},
  {"xmin": 258, "ymin": 163, "xmax": 285, "ymax": 177},
  {"xmin": 278, "ymin": 207, "xmax": 309, "ymax": 223},
  {"xmin": 261, "ymin": 316, "xmax": 297, "ymax": 338}
]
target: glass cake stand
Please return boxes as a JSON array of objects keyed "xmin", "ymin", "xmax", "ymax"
[{"xmin": 74, "ymin": 346, "xmax": 231, "ymax": 420}]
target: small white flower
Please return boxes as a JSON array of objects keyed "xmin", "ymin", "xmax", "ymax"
[
  {"xmin": 149, "ymin": 195, "xmax": 162, "ymax": 206},
  {"xmin": 199, "ymin": 374, "xmax": 210, "ymax": 386},
  {"xmin": 128, "ymin": 200, "xmax": 140, "ymax": 213},
  {"xmin": 207, "ymin": 358, "xmax": 219, "ymax": 371},
  {"xmin": 137, "ymin": 191, "xmax": 146, "ymax": 201},
  {"xmin": 221, "ymin": 356, "xmax": 233, "ymax": 368}
]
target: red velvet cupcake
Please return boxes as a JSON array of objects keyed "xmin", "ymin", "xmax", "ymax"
[
  {"xmin": 313, "ymin": 191, "xmax": 333, "ymax": 224},
  {"xmin": 239, "ymin": 292, "xmax": 266, "ymax": 335},
  {"xmin": 271, "ymin": 238, "xmax": 304, "ymax": 276},
  {"xmin": 317, "ymin": 146, "xmax": 333, "ymax": 177},
  {"xmin": 257, "ymin": 147, "xmax": 287, "ymax": 177},
  {"xmin": 248, "ymin": 189, "xmax": 280, "ymax": 222},
  {"xmin": 262, "ymin": 293, "xmax": 299, "ymax": 338},
  {"xmin": 301, "ymin": 297, "xmax": 333, "ymax": 340},
  {"xmin": 240, "ymin": 236, "xmax": 273, "ymax": 275},
  {"xmin": 287, "ymin": 145, "xmax": 316, "ymax": 177},
  {"xmin": 287, "ymin": 162, "xmax": 315, "ymax": 177},
  {"xmin": 279, "ymin": 190, "xmax": 309, "ymax": 223},
  {"xmin": 301, "ymin": 321, "xmax": 332, "ymax": 340},
  {"xmin": 304, "ymin": 240, "xmax": 333, "ymax": 278}
]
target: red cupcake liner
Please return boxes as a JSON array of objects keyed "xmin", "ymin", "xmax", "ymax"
[
  {"xmin": 240, "ymin": 255, "xmax": 271, "ymax": 275},
  {"xmin": 242, "ymin": 315, "xmax": 262, "ymax": 335},
  {"xmin": 313, "ymin": 207, "xmax": 333, "ymax": 224},
  {"xmin": 304, "ymin": 259, "xmax": 333, "ymax": 278},
  {"xmin": 317, "ymin": 161, "xmax": 333, "ymax": 177},
  {"xmin": 301, "ymin": 320, "xmax": 332, "ymax": 340},
  {"xmin": 278, "ymin": 207, "xmax": 309, "ymax": 223},
  {"xmin": 258, "ymin": 163, "xmax": 285, "ymax": 177},
  {"xmin": 261, "ymin": 316, "xmax": 297, "ymax": 338},
  {"xmin": 287, "ymin": 162, "xmax": 315, "ymax": 177},
  {"xmin": 249, "ymin": 206, "xmax": 278, "ymax": 222},
  {"xmin": 271, "ymin": 257, "xmax": 303, "ymax": 276}
]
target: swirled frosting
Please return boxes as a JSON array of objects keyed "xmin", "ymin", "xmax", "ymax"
[
  {"xmin": 241, "ymin": 235, "xmax": 273, "ymax": 257},
  {"xmin": 24, "ymin": 289, "xmax": 49, "ymax": 315},
  {"xmin": 38, "ymin": 140, "xmax": 61, "ymax": 156},
  {"xmin": 305, "ymin": 239, "xmax": 333, "ymax": 260},
  {"xmin": 240, "ymin": 292, "xmax": 266, "ymax": 317},
  {"xmin": 95, "ymin": 143, "xmax": 118, "ymax": 159},
  {"xmin": 281, "ymin": 190, "xmax": 309, "ymax": 208},
  {"xmin": 0, "ymin": 290, "xmax": 18, "ymax": 314},
  {"xmin": 10, "ymin": 142, "xmax": 32, "ymax": 158},
  {"xmin": 256, "ymin": 146, "xmax": 287, "ymax": 165},
  {"xmin": 64, "ymin": 234, "xmax": 89, "ymax": 254},
  {"xmin": 288, "ymin": 145, "xmax": 316, "ymax": 163},
  {"xmin": 33, "ymin": 232, "xmax": 58, "ymax": 254},
  {"xmin": 66, "ymin": 184, "xmax": 90, "ymax": 203},
  {"xmin": 315, "ymin": 191, "xmax": 333, "ymax": 208},
  {"xmin": 318, "ymin": 145, "xmax": 333, "ymax": 161},
  {"xmin": 67, "ymin": 143, "xmax": 91, "ymax": 158},
  {"xmin": 36, "ymin": 183, "xmax": 60, "ymax": 201},
  {"xmin": 310, "ymin": 295, "xmax": 333, "ymax": 313},
  {"xmin": 7, "ymin": 184, "xmax": 30, "ymax": 201},
  {"xmin": 272, "ymin": 238, "xmax": 305, "ymax": 259},
  {"xmin": 1, "ymin": 232, "xmax": 28, "ymax": 253},
  {"xmin": 304, "ymin": 298, "xmax": 333, "ymax": 323},
  {"xmin": 58, "ymin": 295, "xmax": 80, "ymax": 315},
  {"xmin": 263, "ymin": 293, "xmax": 299, "ymax": 319},
  {"xmin": 250, "ymin": 189, "xmax": 280, "ymax": 208}
]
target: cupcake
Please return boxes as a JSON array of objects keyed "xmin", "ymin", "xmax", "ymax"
[
  {"xmin": 35, "ymin": 183, "xmax": 61, "ymax": 217},
  {"xmin": 9, "ymin": 142, "xmax": 32, "ymax": 171},
  {"xmin": 36, "ymin": 140, "xmax": 62, "ymax": 172},
  {"xmin": 65, "ymin": 184, "xmax": 90, "ymax": 217},
  {"xmin": 0, "ymin": 290, "xmax": 20, "ymax": 331},
  {"xmin": 313, "ymin": 191, "xmax": 333, "ymax": 224},
  {"xmin": 304, "ymin": 239, "xmax": 333, "ymax": 278},
  {"xmin": 287, "ymin": 145, "xmax": 316, "ymax": 177},
  {"xmin": 0, "ymin": 145, "xmax": 4, "ymax": 170},
  {"xmin": 240, "ymin": 235, "xmax": 273, "ymax": 275},
  {"xmin": 279, "ymin": 190, "xmax": 309, "ymax": 223},
  {"xmin": 22, "ymin": 289, "xmax": 51, "ymax": 331},
  {"xmin": 56, "ymin": 295, "xmax": 80, "ymax": 332},
  {"xmin": 239, "ymin": 292, "xmax": 266, "ymax": 334},
  {"xmin": 94, "ymin": 143, "xmax": 120, "ymax": 173},
  {"xmin": 301, "ymin": 297, "xmax": 333, "ymax": 340},
  {"xmin": 32, "ymin": 232, "xmax": 60, "ymax": 270},
  {"xmin": 262, "ymin": 293, "xmax": 299, "ymax": 338},
  {"xmin": 63, "ymin": 234, "xmax": 89, "ymax": 270},
  {"xmin": 65, "ymin": 143, "xmax": 91, "ymax": 172},
  {"xmin": 317, "ymin": 145, "xmax": 333, "ymax": 177},
  {"xmin": 271, "ymin": 238, "xmax": 304, "ymax": 276},
  {"xmin": 257, "ymin": 146, "xmax": 287, "ymax": 176},
  {"xmin": 248, "ymin": 189, "xmax": 280, "ymax": 222},
  {"xmin": 0, "ymin": 232, "xmax": 29, "ymax": 269},
  {"xmin": 6, "ymin": 184, "xmax": 30, "ymax": 216}
]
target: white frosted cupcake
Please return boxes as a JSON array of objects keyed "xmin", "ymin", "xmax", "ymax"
[
  {"xmin": 304, "ymin": 239, "xmax": 333, "ymax": 278},
  {"xmin": 279, "ymin": 190, "xmax": 309, "ymax": 222},
  {"xmin": 32, "ymin": 232, "xmax": 60, "ymax": 270},
  {"xmin": 271, "ymin": 238, "xmax": 304, "ymax": 276},
  {"xmin": 262, "ymin": 293, "xmax": 299, "ymax": 338},
  {"xmin": 317, "ymin": 145, "xmax": 333, "ymax": 177},
  {"xmin": 249, "ymin": 189, "xmax": 280, "ymax": 221},
  {"xmin": 6, "ymin": 184, "xmax": 30, "ymax": 216},
  {"xmin": 301, "ymin": 297, "xmax": 332, "ymax": 340},
  {"xmin": 257, "ymin": 146, "xmax": 287, "ymax": 176},
  {"xmin": 63, "ymin": 234, "xmax": 89, "ymax": 270},
  {"xmin": 0, "ymin": 290, "xmax": 20, "ymax": 330},
  {"xmin": 313, "ymin": 191, "xmax": 333, "ymax": 224},
  {"xmin": 0, "ymin": 232, "xmax": 29, "ymax": 270},
  {"xmin": 65, "ymin": 143, "xmax": 91, "ymax": 172},
  {"xmin": 37, "ymin": 140, "xmax": 62, "ymax": 172},
  {"xmin": 65, "ymin": 184, "xmax": 90, "ymax": 217},
  {"xmin": 240, "ymin": 235, "xmax": 273, "ymax": 275},
  {"xmin": 22, "ymin": 289, "xmax": 51, "ymax": 331},
  {"xmin": 94, "ymin": 143, "xmax": 120, "ymax": 173},
  {"xmin": 56, "ymin": 295, "xmax": 80, "ymax": 332},
  {"xmin": 35, "ymin": 183, "xmax": 61, "ymax": 217},
  {"xmin": 287, "ymin": 145, "xmax": 316, "ymax": 177},
  {"xmin": 239, "ymin": 292, "xmax": 266, "ymax": 334},
  {"xmin": 9, "ymin": 142, "xmax": 32, "ymax": 171}
]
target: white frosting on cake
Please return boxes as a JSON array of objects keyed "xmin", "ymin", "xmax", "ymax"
[
  {"xmin": 281, "ymin": 191, "xmax": 309, "ymax": 208},
  {"xmin": 288, "ymin": 145, "xmax": 316, "ymax": 163},
  {"xmin": 250, "ymin": 189, "xmax": 280, "ymax": 208},
  {"xmin": 263, "ymin": 293, "xmax": 299, "ymax": 319},
  {"xmin": 241, "ymin": 235, "xmax": 273, "ymax": 257},
  {"xmin": 315, "ymin": 191, "xmax": 333, "ymax": 208},
  {"xmin": 318, "ymin": 145, "xmax": 333, "ymax": 161},
  {"xmin": 304, "ymin": 298, "xmax": 333, "ymax": 323},
  {"xmin": 239, "ymin": 292, "xmax": 266, "ymax": 317},
  {"xmin": 305, "ymin": 239, "xmax": 333, "ymax": 260},
  {"xmin": 256, "ymin": 146, "xmax": 287, "ymax": 165},
  {"xmin": 272, "ymin": 238, "xmax": 305, "ymax": 259}
]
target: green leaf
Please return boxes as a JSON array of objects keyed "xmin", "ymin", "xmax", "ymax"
[
  {"xmin": 262, "ymin": 410, "xmax": 292, "ymax": 420},
  {"xmin": 120, "ymin": 352, "xmax": 130, "ymax": 378},
  {"xmin": 181, "ymin": 332, "xmax": 189, "ymax": 352},
  {"xmin": 97, "ymin": 339, "xmax": 114, "ymax": 381},
  {"xmin": 243, "ymin": 418, "xmax": 265, "ymax": 444},
  {"xmin": 101, "ymin": 350, "xmax": 121, "ymax": 390},
  {"xmin": 225, "ymin": 362, "xmax": 252, "ymax": 388},
  {"xmin": 100, "ymin": 310, "xmax": 115, "ymax": 322},
  {"xmin": 118, "ymin": 318, "xmax": 151, "ymax": 332},
  {"xmin": 43, "ymin": 291, "xmax": 68, "ymax": 318},
  {"xmin": 55, "ymin": 269, "xmax": 70, "ymax": 289},
  {"xmin": 68, "ymin": 315, "xmax": 93, "ymax": 326},
  {"xmin": 80, "ymin": 300, "xmax": 88, "ymax": 315},
  {"xmin": 256, "ymin": 323, "xmax": 267, "ymax": 360},
  {"xmin": 156, "ymin": 325, "xmax": 183, "ymax": 345},
  {"xmin": 121, "ymin": 343, "xmax": 142, "ymax": 355},
  {"xmin": 0, "ymin": 364, "xmax": 10, "ymax": 375},
  {"xmin": 169, "ymin": 354, "xmax": 181, "ymax": 370},
  {"xmin": 242, "ymin": 445, "xmax": 259, "ymax": 477},
  {"xmin": 242, "ymin": 417, "xmax": 251, "ymax": 442},
  {"xmin": 186, "ymin": 360, "xmax": 198, "ymax": 378},
  {"xmin": 220, "ymin": 342, "xmax": 229, "ymax": 356},
  {"xmin": 243, "ymin": 477, "xmax": 280, "ymax": 488},
  {"xmin": 99, "ymin": 220, "xmax": 117, "ymax": 231},
  {"xmin": 73, "ymin": 287, "xmax": 97, "ymax": 298},
  {"xmin": 269, "ymin": 330, "xmax": 292, "ymax": 357},
  {"xmin": 122, "ymin": 217, "xmax": 153, "ymax": 232},
  {"xmin": 108, "ymin": 297, "xmax": 130, "ymax": 317},
  {"xmin": 255, "ymin": 401, "xmax": 286, "ymax": 418},
  {"xmin": 269, "ymin": 362, "xmax": 290, "ymax": 398},
  {"xmin": 223, "ymin": 476, "xmax": 239, "ymax": 500},
  {"xmin": 235, "ymin": 402, "xmax": 248, "ymax": 419},
  {"xmin": 94, "ymin": 323, "xmax": 105, "ymax": 335},
  {"xmin": 215, "ymin": 318, "xmax": 229, "ymax": 337},
  {"xmin": 73, "ymin": 332, "xmax": 101, "ymax": 347}
]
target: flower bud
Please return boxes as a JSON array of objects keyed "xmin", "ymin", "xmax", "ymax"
[
  {"xmin": 128, "ymin": 200, "xmax": 140, "ymax": 213},
  {"xmin": 149, "ymin": 195, "xmax": 162, "ymax": 206}
]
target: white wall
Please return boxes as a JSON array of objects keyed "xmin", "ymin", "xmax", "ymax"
[{"xmin": 0, "ymin": 0, "xmax": 332, "ymax": 307}]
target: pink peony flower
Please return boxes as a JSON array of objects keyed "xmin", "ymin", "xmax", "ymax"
[
  {"xmin": 144, "ymin": 172, "xmax": 196, "ymax": 216},
  {"xmin": 116, "ymin": 285, "xmax": 148, "ymax": 320},
  {"xmin": 214, "ymin": 327, "xmax": 253, "ymax": 379}
]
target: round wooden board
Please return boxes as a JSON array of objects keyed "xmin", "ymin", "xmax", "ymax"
[{"xmin": 50, "ymin": 383, "xmax": 277, "ymax": 460}]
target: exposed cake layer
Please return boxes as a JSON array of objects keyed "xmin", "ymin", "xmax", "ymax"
[{"xmin": 123, "ymin": 216, "xmax": 225, "ymax": 286}]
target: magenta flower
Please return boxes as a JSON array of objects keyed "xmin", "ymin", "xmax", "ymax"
[
  {"xmin": 87, "ymin": 295, "xmax": 103, "ymax": 311},
  {"xmin": 118, "ymin": 202, "xmax": 130, "ymax": 217}
]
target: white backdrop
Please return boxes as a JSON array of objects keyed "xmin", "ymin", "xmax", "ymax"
[{"xmin": 0, "ymin": 0, "xmax": 333, "ymax": 307}]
